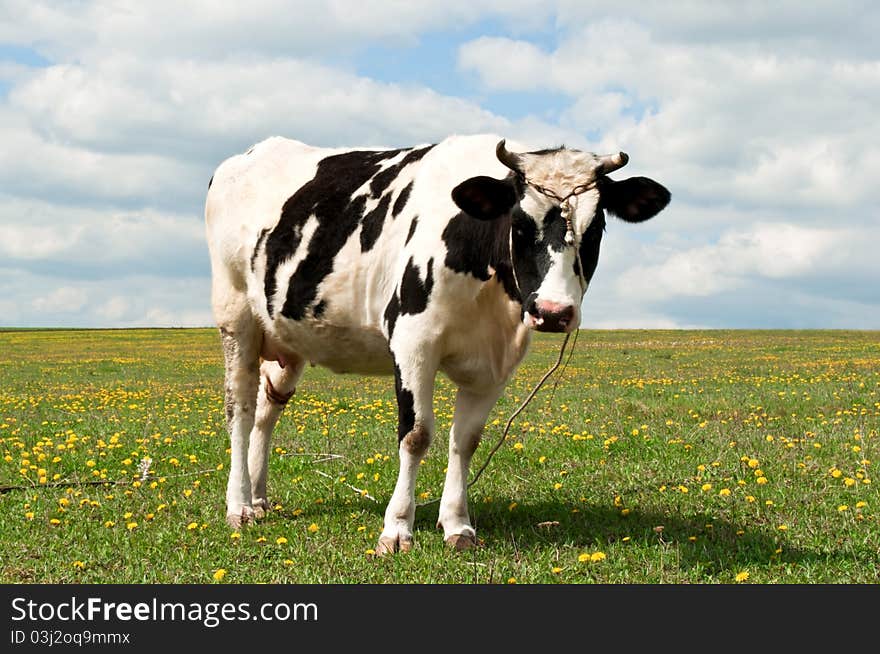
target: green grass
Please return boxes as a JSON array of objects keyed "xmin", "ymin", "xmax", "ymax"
[{"xmin": 0, "ymin": 328, "xmax": 877, "ymax": 584}]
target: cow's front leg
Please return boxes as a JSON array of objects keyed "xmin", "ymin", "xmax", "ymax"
[
  {"xmin": 376, "ymin": 360, "xmax": 436, "ymax": 555},
  {"xmin": 438, "ymin": 385, "xmax": 505, "ymax": 550},
  {"xmin": 248, "ymin": 357, "xmax": 305, "ymax": 518}
]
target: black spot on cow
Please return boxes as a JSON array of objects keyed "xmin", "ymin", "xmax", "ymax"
[
  {"xmin": 250, "ymin": 228, "xmax": 269, "ymax": 272},
  {"xmin": 393, "ymin": 362, "xmax": 415, "ymax": 443},
  {"xmin": 263, "ymin": 148, "xmax": 405, "ymax": 318},
  {"xmin": 509, "ymin": 208, "xmax": 553, "ymax": 309},
  {"xmin": 312, "ymin": 299, "xmax": 327, "ymax": 319},
  {"xmin": 399, "ymin": 257, "xmax": 434, "ymax": 315},
  {"xmin": 443, "ymin": 213, "xmax": 503, "ymax": 281},
  {"xmin": 263, "ymin": 145, "xmax": 436, "ymax": 318},
  {"xmin": 441, "ymin": 211, "xmax": 518, "ymax": 301},
  {"xmin": 369, "ymin": 146, "xmax": 434, "ymax": 199},
  {"xmin": 576, "ymin": 208, "xmax": 605, "ymax": 284},
  {"xmin": 360, "ymin": 193, "xmax": 392, "ymax": 252},
  {"xmin": 405, "ymin": 216, "xmax": 418, "ymax": 245},
  {"xmin": 392, "ymin": 181, "xmax": 414, "ymax": 217},
  {"xmin": 541, "ymin": 206, "xmax": 569, "ymax": 253},
  {"xmin": 208, "ymin": 174, "xmax": 214, "ymax": 190},
  {"xmin": 384, "ymin": 291, "xmax": 400, "ymax": 340}
]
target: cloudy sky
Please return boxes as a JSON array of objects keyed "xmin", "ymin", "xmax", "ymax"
[{"xmin": 1, "ymin": 1, "xmax": 877, "ymax": 329}]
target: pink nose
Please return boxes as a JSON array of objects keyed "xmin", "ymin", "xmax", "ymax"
[{"xmin": 529, "ymin": 301, "xmax": 576, "ymax": 333}]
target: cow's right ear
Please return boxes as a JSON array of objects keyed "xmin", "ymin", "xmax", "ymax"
[{"xmin": 451, "ymin": 176, "xmax": 517, "ymax": 221}]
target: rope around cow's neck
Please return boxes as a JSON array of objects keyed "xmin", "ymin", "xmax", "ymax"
[{"xmin": 416, "ymin": 330, "xmax": 573, "ymax": 507}]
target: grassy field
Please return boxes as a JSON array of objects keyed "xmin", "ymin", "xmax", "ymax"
[{"xmin": 0, "ymin": 328, "xmax": 877, "ymax": 584}]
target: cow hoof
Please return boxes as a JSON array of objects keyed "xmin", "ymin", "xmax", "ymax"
[
  {"xmin": 252, "ymin": 498, "xmax": 270, "ymax": 520},
  {"xmin": 374, "ymin": 535, "xmax": 413, "ymax": 556},
  {"xmin": 226, "ymin": 506, "xmax": 255, "ymax": 529},
  {"xmin": 445, "ymin": 534, "xmax": 478, "ymax": 551}
]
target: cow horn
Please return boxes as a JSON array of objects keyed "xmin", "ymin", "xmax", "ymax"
[
  {"xmin": 596, "ymin": 151, "xmax": 629, "ymax": 175},
  {"xmin": 495, "ymin": 139, "xmax": 523, "ymax": 173}
]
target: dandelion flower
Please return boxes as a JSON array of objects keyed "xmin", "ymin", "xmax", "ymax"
[
  {"xmin": 507, "ymin": 577, "xmax": 517, "ymax": 584},
  {"xmin": 230, "ymin": 532, "xmax": 241, "ymax": 540},
  {"xmin": 747, "ymin": 458, "xmax": 759, "ymax": 469},
  {"xmin": 838, "ymin": 505, "xmax": 848, "ymax": 512},
  {"xmin": 590, "ymin": 552, "xmax": 606, "ymax": 562},
  {"xmin": 551, "ymin": 567, "xmax": 563, "ymax": 574},
  {"xmin": 719, "ymin": 488, "xmax": 731, "ymax": 497},
  {"xmin": 276, "ymin": 536, "xmax": 288, "ymax": 545},
  {"xmin": 126, "ymin": 522, "xmax": 137, "ymax": 530},
  {"xmin": 213, "ymin": 569, "xmax": 227, "ymax": 581},
  {"xmin": 735, "ymin": 571, "xmax": 749, "ymax": 582},
  {"xmin": 187, "ymin": 522, "xmax": 198, "ymax": 530},
  {"xmin": 307, "ymin": 523, "xmax": 319, "ymax": 533}
]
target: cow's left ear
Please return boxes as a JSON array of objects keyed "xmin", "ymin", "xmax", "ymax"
[
  {"xmin": 452, "ymin": 176, "xmax": 517, "ymax": 221},
  {"xmin": 599, "ymin": 177, "xmax": 670, "ymax": 223}
]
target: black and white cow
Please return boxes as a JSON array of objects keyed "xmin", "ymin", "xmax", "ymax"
[{"xmin": 205, "ymin": 134, "xmax": 669, "ymax": 553}]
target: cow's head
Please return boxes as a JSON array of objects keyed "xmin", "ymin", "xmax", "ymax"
[{"xmin": 452, "ymin": 140, "xmax": 670, "ymax": 332}]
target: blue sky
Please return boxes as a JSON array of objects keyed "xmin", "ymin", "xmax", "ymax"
[{"xmin": 0, "ymin": 1, "xmax": 878, "ymax": 328}]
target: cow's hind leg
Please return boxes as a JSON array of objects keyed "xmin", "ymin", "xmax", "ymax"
[
  {"xmin": 438, "ymin": 385, "xmax": 505, "ymax": 551},
  {"xmin": 248, "ymin": 357, "xmax": 305, "ymax": 518},
  {"xmin": 219, "ymin": 318, "xmax": 261, "ymax": 528},
  {"xmin": 376, "ymin": 360, "xmax": 436, "ymax": 555}
]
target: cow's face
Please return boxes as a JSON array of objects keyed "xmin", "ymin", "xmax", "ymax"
[{"xmin": 452, "ymin": 140, "xmax": 670, "ymax": 333}]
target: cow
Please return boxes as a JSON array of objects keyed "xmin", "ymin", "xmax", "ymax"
[{"xmin": 205, "ymin": 134, "xmax": 670, "ymax": 554}]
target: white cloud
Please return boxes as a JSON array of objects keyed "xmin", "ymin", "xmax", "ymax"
[
  {"xmin": 613, "ymin": 223, "xmax": 873, "ymax": 303},
  {"xmin": 31, "ymin": 286, "xmax": 88, "ymax": 313}
]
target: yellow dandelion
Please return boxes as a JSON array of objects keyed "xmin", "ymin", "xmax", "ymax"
[
  {"xmin": 844, "ymin": 478, "xmax": 856, "ymax": 487},
  {"xmin": 551, "ymin": 567, "xmax": 563, "ymax": 574},
  {"xmin": 590, "ymin": 552, "xmax": 606, "ymax": 562},
  {"xmin": 276, "ymin": 536, "xmax": 288, "ymax": 545},
  {"xmin": 507, "ymin": 577, "xmax": 517, "ymax": 584},
  {"xmin": 855, "ymin": 501, "xmax": 867, "ymax": 509},
  {"xmin": 256, "ymin": 536, "xmax": 267, "ymax": 543},
  {"xmin": 578, "ymin": 553, "xmax": 591, "ymax": 563},
  {"xmin": 126, "ymin": 522, "xmax": 137, "ymax": 530},
  {"xmin": 24, "ymin": 511, "xmax": 34, "ymax": 520},
  {"xmin": 719, "ymin": 488, "xmax": 731, "ymax": 497},
  {"xmin": 777, "ymin": 524, "xmax": 788, "ymax": 531},
  {"xmin": 213, "ymin": 568, "xmax": 227, "ymax": 581},
  {"xmin": 307, "ymin": 523, "xmax": 319, "ymax": 533},
  {"xmin": 756, "ymin": 476, "xmax": 768, "ymax": 485},
  {"xmin": 701, "ymin": 483, "xmax": 712, "ymax": 492},
  {"xmin": 72, "ymin": 561, "xmax": 85, "ymax": 569},
  {"xmin": 283, "ymin": 559, "xmax": 294, "ymax": 566},
  {"xmin": 49, "ymin": 518, "xmax": 61, "ymax": 526},
  {"xmin": 838, "ymin": 505, "xmax": 848, "ymax": 512},
  {"xmin": 186, "ymin": 521, "xmax": 198, "ymax": 530},
  {"xmin": 231, "ymin": 532, "xmax": 241, "ymax": 540},
  {"xmin": 747, "ymin": 458, "xmax": 759, "ymax": 468},
  {"xmin": 512, "ymin": 442, "xmax": 524, "ymax": 451},
  {"xmin": 365, "ymin": 548, "xmax": 375, "ymax": 556},
  {"xmin": 104, "ymin": 520, "xmax": 115, "ymax": 528},
  {"xmin": 735, "ymin": 571, "xmax": 749, "ymax": 582}
]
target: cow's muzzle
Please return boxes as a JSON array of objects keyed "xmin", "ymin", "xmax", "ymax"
[{"xmin": 525, "ymin": 300, "xmax": 577, "ymax": 333}]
